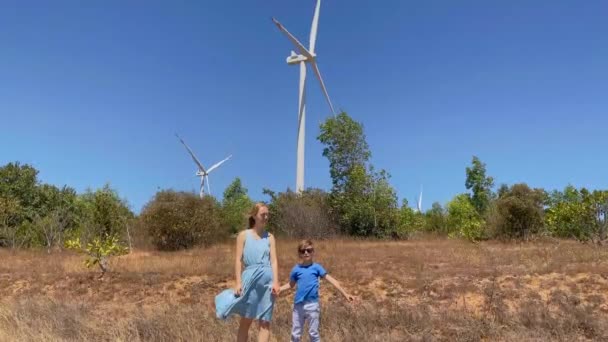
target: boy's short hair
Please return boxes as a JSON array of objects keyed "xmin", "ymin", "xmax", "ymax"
[{"xmin": 297, "ymin": 239, "xmax": 313, "ymax": 253}]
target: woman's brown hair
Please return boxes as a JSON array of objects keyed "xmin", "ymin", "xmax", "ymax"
[{"xmin": 248, "ymin": 202, "xmax": 268, "ymax": 228}]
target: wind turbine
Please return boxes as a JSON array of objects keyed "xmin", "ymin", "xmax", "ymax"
[
  {"xmin": 417, "ymin": 185, "xmax": 423, "ymax": 213},
  {"xmin": 176, "ymin": 134, "xmax": 231, "ymax": 199},
  {"xmin": 272, "ymin": 0, "xmax": 336, "ymax": 193}
]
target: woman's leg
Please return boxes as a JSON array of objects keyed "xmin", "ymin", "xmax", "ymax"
[
  {"xmin": 237, "ymin": 317, "xmax": 253, "ymax": 342},
  {"xmin": 258, "ymin": 320, "xmax": 271, "ymax": 342}
]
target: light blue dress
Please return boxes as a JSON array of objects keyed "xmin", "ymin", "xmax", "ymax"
[{"xmin": 215, "ymin": 229, "xmax": 275, "ymax": 322}]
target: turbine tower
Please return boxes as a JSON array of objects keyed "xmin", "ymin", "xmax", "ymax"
[
  {"xmin": 272, "ymin": 0, "xmax": 336, "ymax": 193},
  {"xmin": 176, "ymin": 134, "xmax": 231, "ymax": 199}
]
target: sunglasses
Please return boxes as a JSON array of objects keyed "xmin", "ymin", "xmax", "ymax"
[{"xmin": 299, "ymin": 248, "xmax": 314, "ymax": 255}]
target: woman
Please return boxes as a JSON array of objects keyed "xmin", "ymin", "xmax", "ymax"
[{"xmin": 216, "ymin": 203, "xmax": 281, "ymax": 342}]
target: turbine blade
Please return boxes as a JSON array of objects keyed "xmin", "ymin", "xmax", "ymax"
[
  {"xmin": 310, "ymin": 61, "xmax": 335, "ymax": 115},
  {"xmin": 309, "ymin": 0, "xmax": 321, "ymax": 54},
  {"xmin": 207, "ymin": 155, "xmax": 232, "ymax": 174},
  {"xmin": 206, "ymin": 175, "xmax": 211, "ymax": 195},
  {"xmin": 176, "ymin": 134, "xmax": 206, "ymax": 173},
  {"xmin": 272, "ymin": 17, "xmax": 313, "ymax": 58}
]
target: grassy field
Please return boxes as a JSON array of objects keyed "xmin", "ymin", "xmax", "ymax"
[{"xmin": 1, "ymin": 237, "xmax": 608, "ymax": 341}]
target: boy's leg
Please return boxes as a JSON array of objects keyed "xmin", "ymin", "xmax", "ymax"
[
  {"xmin": 291, "ymin": 303, "xmax": 306, "ymax": 342},
  {"xmin": 305, "ymin": 302, "xmax": 321, "ymax": 342}
]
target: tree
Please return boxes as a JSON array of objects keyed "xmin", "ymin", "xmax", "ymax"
[
  {"xmin": 545, "ymin": 186, "xmax": 608, "ymax": 242},
  {"xmin": 370, "ymin": 169, "xmax": 400, "ymax": 237},
  {"xmin": 317, "ymin": 112, "xmax": 399, "ymax": 237},
  {"xmin": 465, "ymin": 156, "xmax": 495, "ymax": 215},
  {"xmin": 221, "ymin": 178, "xmax": 253, "ymax": 235},
  {"xmin": 425, "ymin": 202, "xmax": 447, "ymax": 233},
  {"xmin": 447, "ymin": 194, "xmax": 484, "ymax": 241},
  {"xmin": 493, "ymin": 184, "xmax": 545, "ymax": 239},
  {"xmin": 334, "ymin": 164, "xmax": 376, "ymax": 236},
  {"xmin": 590, "ymin": 190, "xmax": 608, "ymax": 242},
  {"xmin": 394, "ymin": 199, "xmax": 425, "ymax": 238},
  {"xmin": 0, "ymin": 197, "xmax": 23, "ymax": 247},
  {"xmin": 0, "ymin": 162, "xmax": 39, "ymax": 220},
  {"xmin": 32, "ymin": 185, "xmax": 80, "ymax": 251},
  {"xmin": 79, "ymin": 184, "xmax": 133, "ymax": 242},
  {"xmin": 139, "ymin": 190, "xmax": 224, "ymax": 251},
  {"xmin": 318, "ymin": 112, "xmax": 371, "ymax": 193}
]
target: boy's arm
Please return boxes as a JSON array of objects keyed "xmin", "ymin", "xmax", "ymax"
[
  {"xmin": 280, "ymin": 280, "xmax": 296, "ymax": 292},
  {"xmin": 323, "ymin": 274, "xmax": 355, "ymax": 302}
]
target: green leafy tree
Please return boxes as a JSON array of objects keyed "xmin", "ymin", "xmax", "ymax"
[
  {"xmin": 394, "ymin": 199, "xmax": 425, "ymax": 238},
  {"xmin": 545, "ymin": 186, "xmax": 607, "ymax": 241},
  {"xmin": 590, "ymin": 190, "xmax": 608, "ymax": 242},
  {"xmin": 0, "ymin": 197, "xmax": 23, "ymax": 247},
  {"xmin": 318, "ymin": 112, "xmax": 371, "ymax": 193},
  {"xmin": 465, "ymin": 156, "xmax": 495, "ymax": 215},
  {"xmin": 0, "ymin": 162, "xmax": 39, "ymax": 220},
  {"xmin": 337, "ymin": 164, "xmax": 376, "ymax": 236},
  {"xmin": 32, "ymin": 185, "xmax": 81, "ymax": 251},
  {"xmin": 447, "ymin": 194, "xmax": 484, "ymax": 241},
  {"xmin": 79, "ymin": 184, "xmax": 133, "ymax": 241},
  {"xmin": 318, "ymin": 112, "xmax": 398, "ymax": 237},
  {"xmin": 221, "ymin": 178, "xmax": 253, "ymax": 235}
]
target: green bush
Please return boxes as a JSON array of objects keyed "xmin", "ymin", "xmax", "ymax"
[
  {"xmin": 266, "ymin": 188, "xmax": 339, "ymax": 239},
  {"xmin": 392, "ymin": 201, "xmax": 424, "ymax": 239},
  {"xmin": 545, "ymin": 187, "xmax": 608, "ymax": 241},
  {"xmin": 424, "ymin": 202, "xmax": 447, "ymax": 234},
  {"xmin": 492, "ymin": 184, "xmax": 545, "ymax": 239},
  {"xmin": 447, "ymin": 194, "xmax": 484, "ymax": 241},
  {"xmin": 139, "ymin": 190, "xmax": 224, "ymax": 251}
]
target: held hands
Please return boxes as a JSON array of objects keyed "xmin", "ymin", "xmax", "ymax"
[
  {"xmin": 271, "ymin": 282, "xmax": 281, "ymax": 296},
  {"xmin": 272, "ymin": 282, "xmax": 281, "ymax": 296}
]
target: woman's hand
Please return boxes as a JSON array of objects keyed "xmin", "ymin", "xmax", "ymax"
[
  {"xmin": 234, "ymin": 282, "xmax": 243, "ymax": 297},
  {"xmin": 271, "ymin": 282, "xmax": 281, "ymax": 296}
]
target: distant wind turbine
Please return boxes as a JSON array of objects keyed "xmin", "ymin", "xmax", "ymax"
[
  {"xmin": 272, "ymin": 0, "xmax": 336, "ymax": 193},
  {"xmin": 417, "ymin": 185, "xmax": 423, "ymax": 213},
  {"xmin": 176, "ymin": 134, "xmax": 231, "ymax": 199}
]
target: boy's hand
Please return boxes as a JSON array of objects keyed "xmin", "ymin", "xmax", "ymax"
[
  {"xmin": 234, "ymin": 282, "xmax": 243, "ymax": 297},
  {"xmin": 345, "ymin": 294, "xmax": 360, "ymax": 305}
]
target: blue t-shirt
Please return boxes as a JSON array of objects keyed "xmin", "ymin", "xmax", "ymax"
[{"xmin": 290, "ymin": 262, "xmax": 327, "ymax": 304}]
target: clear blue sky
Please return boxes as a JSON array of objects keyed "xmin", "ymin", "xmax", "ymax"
[{"xmin": 1, "ymin": 1, "xmax": 607, "ymax": 212}]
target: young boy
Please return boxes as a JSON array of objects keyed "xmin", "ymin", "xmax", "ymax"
[{"xmin": 280, "ymin": 240, "xmax": 356, "ymax": 342}]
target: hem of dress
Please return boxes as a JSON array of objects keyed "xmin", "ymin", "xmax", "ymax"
[{"xmin": 237, "ymin": 313, "xmax": 273, "ymax": 323}]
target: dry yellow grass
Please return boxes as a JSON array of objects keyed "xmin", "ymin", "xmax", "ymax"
[{"xmin": 1, "ymin": 237, "xmax": 608, "ymax": 341}]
